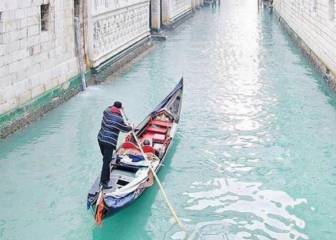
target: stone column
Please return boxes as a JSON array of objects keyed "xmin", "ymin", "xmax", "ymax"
[
  {"xmin": 162, "ymin": 0, "xmax": 171, "ymax": 25},
  {"xmin": 151, "ymin": 0, "xmax": 161, "ymax": 31},
  {"xmin": 191, "ymin": 0, "xmax": 197, "ymax": 10}
]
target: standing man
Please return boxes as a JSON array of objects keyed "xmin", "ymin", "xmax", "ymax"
[{"xmin": 97, "ymin": 101, "xmax": 132, "ymax": 189}]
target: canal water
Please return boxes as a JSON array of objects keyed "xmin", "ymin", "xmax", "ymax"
[{"xmin": 1, "ymin": 0, "xmax": 336, "ymax": 239}]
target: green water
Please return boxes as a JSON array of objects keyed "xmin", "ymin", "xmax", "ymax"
[{"xmin": 1, "ymin": 1, "xmax": 336, "ymax": 239}]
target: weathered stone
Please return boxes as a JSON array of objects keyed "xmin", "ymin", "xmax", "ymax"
[
  {"xmin": 6, "ymin": 41, "xmax": 20, "ymax": 54},
  {"xmin": 27, "ymin": 25, "xmax": 40, "ymax": 36},
  {"xmin": 0, "ymin": 45, "xmax": 5, "ymax": 56},
  {"xmin": 0, "ymin": 74, "xmax": 11, "ymax": 89},
  {"xmin": 0, "ymin": 0, "xmax": 199, "ymax": 138},
  {"xmin": 15, "ymin": 8, "xmax": 26, "ymax": 19},
  {"xmin": 32, "ymin": 85, "xmax": 45, "ymax": 98},
  {"xmin": 8, "ymin": 48, "xmax": 24, "ymax": 65},
  {"xmin": 274, "ymin": 0, "xmax": 336, "ymax": 92},
  {"xmin": 17, "ymin": 90, "xmax": 32, "ymax": 104},
  {"xmin": 162, "ymin": 0, "xmax": 192, "ymax": 26},
  {"xmin": 26, "ymin": 7, "xmax": 39, "ymax": 17},
  {"xmin": 88, "ymin": 0, "xmax": 151, "ymax": 67},
  {"xmin": 151, "ymin": 0, "xmax": 161, "ymax": 31},
  {"xmin": 17, "ymin": 28, "xmax": 28, "ymax": 40},
  {"xmin": 0, "ymin": 65, "xmax": 9, "ymax": 78},
  {"xmin": 8, "ymin": 60, "xmax": 24, "ymax": 73},
  {"xmin": 27, "ymin": 16, "xmax": 40, "ymax": 27}
]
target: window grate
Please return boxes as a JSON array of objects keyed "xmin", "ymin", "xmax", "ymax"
[
  {"xmin": 41, "ymin": 4, "xmax": 50, "ymax": 31},
  {"xmin": 74, "ymin": 0, "xmax": 80, "ymax": 17}
]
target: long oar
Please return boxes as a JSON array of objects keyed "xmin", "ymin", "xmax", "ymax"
[{"xmin": 121, "ymin": 110, "xmax": 184, "ymax": 229}]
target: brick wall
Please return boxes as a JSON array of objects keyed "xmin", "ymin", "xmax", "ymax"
[
  {"xmin": 274, "ymin": 0, "xmax": 336, "ymax": 77},
  {"xmin": 0, "ymin": 0, "xmax": 79, "ymax": 115}
]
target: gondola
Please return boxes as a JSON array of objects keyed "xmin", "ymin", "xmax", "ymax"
[{"xmin": 87, "ymin": 78, "xmax": 183, "ymax": 223}]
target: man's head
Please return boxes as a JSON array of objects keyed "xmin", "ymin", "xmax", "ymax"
[
  {"xmin": 113, "ymin": 101, "xmax": 122, "ymax": 109},
  {"xmin": 143, "ymin": 139, "xmax": 150, "ymax": 146}
]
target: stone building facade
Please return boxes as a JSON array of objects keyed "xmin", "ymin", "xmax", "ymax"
[
  {"xmin": 87, "ymin": 0, "xmax": 151, "ymax": 67},
  {"xmin": 0, "ymin": 0, "xmax": 203, "ymax": 137},
  {"xmin": 162, "ymin": 0, "xmax": 193, "ymax": 25},
  {"xmin": 274, "ymin": 0, "xmax": 336, "ymax": 89},
  {"xmin": 0, "ymin": 0, "xmax": 79, "ymax": 118}
]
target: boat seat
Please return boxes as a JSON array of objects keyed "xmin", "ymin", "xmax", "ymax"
[
  {"xmin": 111, "ymin": 157, "xmax": 142, "ymax": 172},
  {"xmin": 143, "ymin": 145, "xmax": 155, "ymax": 154},
  {"xmin": 121, "ymin": 141, "xmax": 139, "ymax": 150},
  {"xmin": 146, "ymin": 126, "xmax": 167, "ymax": 134},
  {"xmin": 111, "ymin": 162, "xmax": 140, "ymax": 173},
  {"xmin": 150, "ymin": 120, "xmax": 173, "ymax": 128},
  {"xmin": 153, "ymin": 133, "xmax": 166, "ymax": 144}
]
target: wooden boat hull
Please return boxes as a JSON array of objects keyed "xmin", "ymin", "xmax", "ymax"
[{"xmin": 87, "ymin": 79, "xmax": 183, "ymax": 220}]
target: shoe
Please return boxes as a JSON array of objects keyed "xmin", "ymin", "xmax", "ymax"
[{"xmin": 101, "ymin": 183, "xmax": 112, "ymax": 190}]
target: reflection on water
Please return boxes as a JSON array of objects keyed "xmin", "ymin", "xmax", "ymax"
[{"xmin": 184, "ymin": 177, "xmax": 308, "ymax": 240}]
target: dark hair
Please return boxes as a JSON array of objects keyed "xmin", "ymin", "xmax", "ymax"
[
  {"xmin": 113, "ymin": 101, "xmax": 122, "ymax": 108},
  {"xmin": 143, "ymin": 139, "xmax": 150, "ymax": 146}
]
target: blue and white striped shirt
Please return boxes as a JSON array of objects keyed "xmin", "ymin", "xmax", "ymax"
[{"xmin": 97, "ymin": 107, "xmax": 132, "ymax": 147}]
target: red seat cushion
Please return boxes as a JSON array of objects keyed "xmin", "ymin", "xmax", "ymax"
[
  {"xmin": 122, "ymin": 142, "xmax": 139, "ymax": 149},
  {"xmin": 147, "ymin": 126, "xmax": 167, "ymax": 134},
  {"xmin": 141, "ymin": 133, "xmax": 154, "ymax": 143},
  {"xmin": 151, "ymin": 120, "xmax": 173, "ymax": 128},
  {"xmin": 143, "ymin": 146, "xmax": 155, "ymax": 154}
]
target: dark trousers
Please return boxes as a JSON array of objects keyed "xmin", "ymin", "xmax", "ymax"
[{"xmin": 98, "ymin": 141, "xmax": 115, "ymax": 186}]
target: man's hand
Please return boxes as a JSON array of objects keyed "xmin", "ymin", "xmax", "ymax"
[{"xmin": 128, "ymin": 123, "xmax": 134, "ymax": 131}]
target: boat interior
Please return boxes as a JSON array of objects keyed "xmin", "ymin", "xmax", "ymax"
[
  {"xmin": 87, "ymin": 80, "xmax": 183, "ymax": 209},
  {"xmin": 104, "ymin": 110, "xmax": 176, "ymax": 192},
  {"xmin": 101, "ymin": 91, "xmax": 182, "ymax": 193}
]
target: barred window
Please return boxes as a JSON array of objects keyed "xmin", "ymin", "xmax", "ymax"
[
  {"xmin": 41, "ymin": 4, "xmax": 50, "ymax": 31},
  {"xmin": 74, "ymin": 0, "xmax": 80, "ymax": 17}
]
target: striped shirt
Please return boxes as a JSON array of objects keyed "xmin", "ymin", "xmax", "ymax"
[{"xmin": 97, "ymin": 107, "xmax": 132, "ymax": 147}]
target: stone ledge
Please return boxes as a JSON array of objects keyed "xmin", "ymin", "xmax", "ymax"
[
  {"xmin": 274, "ymin": 10, "xmax": 336, "ymax": 92},
  {"xmin": 0, "ymin": 73, "xmax": 88, "ymax": 138},
  {"xmin": 0, "ymin": 35, "xmax": 153, "ymax": 138},
  {"xmin": 151, "ymin": 31, "xmax": 167, "ymax": 41},
  {"xmin": 162, "ymin": 9, "xmax": 194, "ymax": 29},
  {"xmin": 90, "ymin": 35, "xmax": 153, "ymax": 82}
]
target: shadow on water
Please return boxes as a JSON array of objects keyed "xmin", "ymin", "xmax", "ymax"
[{"xmin": 91, "ymin": 136, "xmax": 182, "ymax": 240}]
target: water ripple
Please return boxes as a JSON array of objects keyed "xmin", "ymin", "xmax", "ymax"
[{"xmin": 184, "ymin": 178, "xmax": 308, "ymax": 240}]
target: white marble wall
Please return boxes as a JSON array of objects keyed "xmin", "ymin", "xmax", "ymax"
[
  {"xmin": 0, "ymin": 0, "xmax": 79, "ymax": 115},
  {"xmin": 87, "ymin": 0, "xmax": 151, "ymax": 67},
  {"xmin": 274, "ymin": 0, "xmax": 336, "ymax": 76},
  {"xmin": 162, "ymin": 0, "xmax": 192, "ymax": 25}
]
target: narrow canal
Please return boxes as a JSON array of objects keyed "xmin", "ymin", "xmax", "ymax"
[{"xmin": 1, "ymin": 0, "xmax": 336, "ymax": 239}]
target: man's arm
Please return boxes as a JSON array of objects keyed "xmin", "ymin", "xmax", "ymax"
[{"xmin": 117, "ymin": 118, "xmax": 132, "ymax": 133}]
